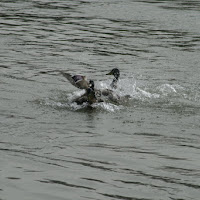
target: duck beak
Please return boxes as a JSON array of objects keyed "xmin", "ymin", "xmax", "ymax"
[{"xmin": 106, "ymin": 71, "xmax": 112, "ymax": 75}]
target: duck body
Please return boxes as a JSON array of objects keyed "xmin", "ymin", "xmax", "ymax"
[
  {"xmin": 101, "ymin": 89, "xmax": 120, "ymax": 103},
  {"xmin": 73, "ymin": 95, "xmax": 88, "ymax": 105},
  {"xmin": 106, "ymin": 68, "xmax": 120, "ymax": 89},
  {"xmin": 72, "ymin": 80, "xmax": 103, "ymax": 105}
]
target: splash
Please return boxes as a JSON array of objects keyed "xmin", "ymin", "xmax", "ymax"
[
  {"xmin": 92, "ymin": 102, "xmax": 123, "ymax": 112},
  {"xmin": 157, "ymin": 84, "xmax": 179, "ymax": 96},
  {"xmin": 35, "ymin": 89, "xmax": 122, "ymax": 112},
  {"xmin": 34, "ymin": 77, "xmax": 200, "ymax": 112},
  {"xmin": 97, "ymin": 78, "xmax": 160, "ymax": 103}
]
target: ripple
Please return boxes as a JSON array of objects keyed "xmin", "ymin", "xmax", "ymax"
[
  {"xmin": 6, "ymin": 177, "xmax": 21, "ymax": 180},
  {"xmin": 1, "ymin": 1, "xmax": 200, "ymax": 200},
  {"xmin": 99, "ymin": 193, "xmax": 151, "ymax": 200},
  {"xmin": 38, "ymin": 179, "xmax": 95, "ymax": 191}
]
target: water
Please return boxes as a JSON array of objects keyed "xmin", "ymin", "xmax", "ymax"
[{"xmin": 1, "ymin": 0, "xmax": 200, "ymax": 199}]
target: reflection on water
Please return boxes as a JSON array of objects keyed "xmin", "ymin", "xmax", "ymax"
[{"xmin": 1, "ymin": 0, "xmax": 200, "ymax": 200}]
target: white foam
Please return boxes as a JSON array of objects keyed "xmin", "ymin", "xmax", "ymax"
[
  {"xmin": 92, "ymin": 102, "xmax": 123, "ymax": 112},
  {"xmin": 157, "ymin": 84, "xmax": 177, "ymax": 95},
  {"xmin": 38, "ymin": 78, "xmax": 192, "ymax": 112}
]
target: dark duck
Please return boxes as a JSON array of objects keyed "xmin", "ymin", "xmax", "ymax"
[
  {"xmin": 61, "ymin": 72, "xmax": 102, "ymax": 105},
  {"xmin": 73, "ymin": 80, "xmax": 101, "ymax": 105}
]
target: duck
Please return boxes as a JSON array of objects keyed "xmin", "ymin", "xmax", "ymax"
[
  {"xmin": 61, "ymin": 71, "xmax": 100, "ymax": 103},
  {"xmin": 106, "ymin": 68, "xmax": 132, "ymax": 101},
  {"xmin": 106, "ymin": 68, "xmax": 120, "ymax": 89},
  {"xmin": 73, "ymin": 80, "xmax": 103, "ymax": 105},
  {"xmin": 96, "ymin": 68, "xmax": 120, "ymax": 103},
  {"xmin": 61, "ymin": 70, "xmax": 120, "ymax": 104}
]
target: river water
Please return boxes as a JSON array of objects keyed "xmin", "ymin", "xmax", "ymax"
[{"xmin": 1, "ymin": 0, "xmax": 200, "ymax": 200}]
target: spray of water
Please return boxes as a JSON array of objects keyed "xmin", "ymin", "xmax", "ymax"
[{"xmin": 35, "ymin": 77, "xmax": 200, "ymax": 112}]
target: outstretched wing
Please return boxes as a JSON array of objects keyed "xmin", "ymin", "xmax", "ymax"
[{"xmin": 61, "ymin": 72, "xmax": 89, "ymax": 89}]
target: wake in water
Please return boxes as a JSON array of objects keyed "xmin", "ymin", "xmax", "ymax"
[
  {"xmin": 35, "ymin": 76, "xmax": 200, "ymax": 113},
  {"xmin": 38, "ymin": 92, "xmax": 123, "ymax": 112}
]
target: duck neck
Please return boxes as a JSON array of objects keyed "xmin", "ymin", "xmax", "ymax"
[
  {"xmin": 87, "ymin": 89, "xmax": 97, "ymax": 104},
  {"xmin": 111, "ymin": 77, "xmax": 118, "ymax": 89}
]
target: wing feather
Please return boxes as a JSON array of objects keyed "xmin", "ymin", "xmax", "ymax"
[{"xmin": 61, "ymin": 72, "xmax": 89, "ymax": 89}]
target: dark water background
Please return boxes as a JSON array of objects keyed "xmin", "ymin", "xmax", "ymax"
[{"xmin": 1, "ymin": 0, "xmax": 200, "ymax": 200}]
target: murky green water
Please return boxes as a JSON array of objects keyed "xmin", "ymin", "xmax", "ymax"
[{"xmin": 1, "ymin": 1, "xmax": 200, "ymax": 200}]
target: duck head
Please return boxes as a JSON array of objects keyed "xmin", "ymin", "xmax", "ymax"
[
  {"xmin": 106, "ymin": 68, "xmax": 120, "ymax": 79},
  {"xmin": 106, "ymin": 68, "xmax": 120, "ymax": 89}
]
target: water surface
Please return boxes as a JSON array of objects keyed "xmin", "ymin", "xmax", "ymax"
[{"xmin": 1, "ymin": 0, "xmax": 200, "ymax": 200}]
